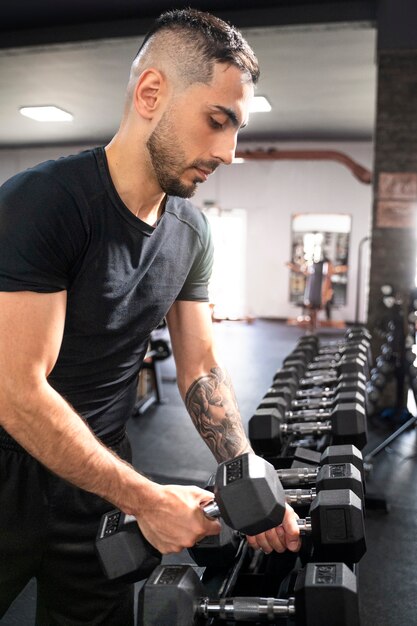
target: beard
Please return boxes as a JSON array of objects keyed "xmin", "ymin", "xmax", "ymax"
[{"xmin": 146, "ymin": 109, "xmax": 218, "ymax": 198}]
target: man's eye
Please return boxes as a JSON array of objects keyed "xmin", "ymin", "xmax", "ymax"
[{"xmin": 210, "ymin": 118, "xmax": 224, "ymax": 129}]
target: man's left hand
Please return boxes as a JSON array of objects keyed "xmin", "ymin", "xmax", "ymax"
[{"xmin": 245, "ymin": 503, "xmax": 301, "ymax": 554}]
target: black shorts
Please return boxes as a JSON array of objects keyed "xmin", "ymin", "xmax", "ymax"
[{"xmin": 0, "ymin": 426, "xmax": 134, "ymax": 626}]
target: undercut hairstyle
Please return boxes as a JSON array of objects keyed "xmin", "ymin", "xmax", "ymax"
[{"xmin": 126, "ymin": 8, "xmax": 259, "ymax": 102}]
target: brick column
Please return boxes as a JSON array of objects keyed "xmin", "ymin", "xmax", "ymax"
[{"xmin": 367, "ymin": 0, "xmax": 417, "ymax": 406}]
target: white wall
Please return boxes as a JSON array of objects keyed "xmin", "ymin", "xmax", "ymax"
[
  {"xmin": 0, "ymin": 140, "xmax": 373, "ymax": 323},
  {"xmin": 193, "ymin": 141, "xmax": 374, "ymax": 323}
]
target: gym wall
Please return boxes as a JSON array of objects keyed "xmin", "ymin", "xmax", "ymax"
[
  {"xmin": 0, "ymin": 140, "xmax": 373, "ymax": 322},
  {"xmin": 194, "ymin": 140, "xmax": 373, "ymax": 322}
]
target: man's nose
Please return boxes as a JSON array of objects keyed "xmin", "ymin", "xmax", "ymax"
[{"xmin": 212, "ymin": 132, "xmax": 237, "ymax": 165}]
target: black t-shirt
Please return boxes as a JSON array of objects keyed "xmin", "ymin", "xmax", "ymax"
[{"xmin": 0, "ymin": 147, "xmax": 213, "ymax": 436}]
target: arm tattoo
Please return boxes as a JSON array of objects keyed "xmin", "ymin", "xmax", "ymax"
[{"xmin": 185, "ymin": 367, "xmax": 252, "ymax": 462}]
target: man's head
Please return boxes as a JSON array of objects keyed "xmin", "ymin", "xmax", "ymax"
[
  {"xmin": 128, "ymin": 8, "xmax": 259, "ymax": 100},
  {"xmin": 123, "ymin": 9, "xmax": 259, "ymax": 198}
]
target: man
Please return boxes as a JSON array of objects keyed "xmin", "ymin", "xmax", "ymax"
[{"xmin": 0, "ymin": 8, "xmax": 300, "ymax": 625}]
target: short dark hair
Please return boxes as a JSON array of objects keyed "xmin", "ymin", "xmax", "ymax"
[{"xmin": 136, "ymin": 8, "xmax": 260, "ymax": 86}]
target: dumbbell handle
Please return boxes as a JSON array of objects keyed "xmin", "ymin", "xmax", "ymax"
[
  {"xmin": 296, "ymin": 387, "xmax": 337, "ymax": 398},
  {"xmin": 319, "ymin": 343, "xmax": 367, "ymax": 355},
  {"xmin": 297, "ymin": 517, "xmax": 313, "ymax": 534},
  {"xmin": 285, "ymin": 407, "xmax": 333, "ymax": 420},
  {"xmin": 200, "ymin": 597, "xmax": 296, "ymax": 620},
  {"xmin": 285, "ymin": 488, "xmax": 317, "ymax": 505},
  {"xmin": 276, "ymin": 467, "xmax": 319, "ymax": 485},
  {"xmin": 281, "ymin": 421, "xmax": 332, "ymax": 436},
  {"xmin": 299, "ymin": 373, "xmax": 340, "ymax": 386},
  {"xmin": 300, "ymin": 371, "xmax": 366, "ymax": 385},
  {"xmin": 291, "ymin": 397, "xmax": 335, "ymax": 409},
  {"xmin": 307, "ymin": 358, "xmax": 344, "ymax": 370},
  {"xmin": 304, "ymin": 366, "xmax": 362, "ymax": 379},
  {"xmin": 204, "ymin": 492, "xmax": 312, "ymax": 523},
  {"xmin": 295, "ymin": 380, "xmax": 366, "ymax": 398},
  {"xmin": 202, "ymin": 501, "xmax": 221, "ymax": 519}
]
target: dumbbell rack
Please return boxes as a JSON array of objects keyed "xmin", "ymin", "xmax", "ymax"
[
  {"xmin": 363, "ymin": 296, "xmax": 417, "ymax": 495},
  {"xmin": 179, "ymin": 329, "xmax": 368, "ymax": 625},
  {"xmin": 241, "ymin": 329, "xmax": 368, "ymax": 623},
  {"xmin": 125, "ymin": 329, "xmax": 368, "ymax": 625}
]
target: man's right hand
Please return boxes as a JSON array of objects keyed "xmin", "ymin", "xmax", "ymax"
[{"xmin": 134, "ymin": 484, "xmax": 221, "ymax": 553}]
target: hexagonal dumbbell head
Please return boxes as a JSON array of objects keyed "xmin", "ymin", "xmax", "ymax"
[
  {"xmin": 320, "ymin": 444, "xmax": 364, "ymax": 482},
  {"xmin": 309, "ymin": 489, "xmax": 366, "ymax": 563},
  {"xmin": 248, "ymin": 408, "xmax": 285, "ymax": 456},
  {"xmin": 330, "ymin": 402, "xmax": 367, "ymax": 450},
  {"xmin": 294, "ymin": 562, "xmax": 360, "ymax": 626},
  {"xmin": 214, "ymin": 453, "xmax": 286, "ymax": 536},
  {"xmin": 138, "ymin": 564, "xmax": 204, "ymax": 626},
  {"xmin": 315, "ymin": 463, "xmax": 364, "ymax": 505}
]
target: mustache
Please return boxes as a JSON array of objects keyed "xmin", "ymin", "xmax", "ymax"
[{"xmin": 190, "ymin": 160, "xmax": 220, "ymax": 175}]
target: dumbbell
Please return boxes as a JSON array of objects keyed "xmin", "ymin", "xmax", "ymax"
[
  {"xmin": 257, "ymin": 395, "xmax": 368, "ymax": 443},
  {"xmin": 284, "ymin": 401, "xmax": 366, "ymax": 425},
  {"xmin": 192, "ymin": 488, "xmax": 365, "ymax": 572},
  {"xmin": 282, "ymin": 462, "xmax": 364, "ymax": 508},
  {"xmin": 302, "ymin": 357, "xmax": 367, "ymax": 380},
  {"xmin": 290, "ymin": 390, "xmax": 366, "ymax": 411},
  {"xmin": 294, "ymin": 377, "xmax": 367, "ymax": 398},
  {"xmin": 281, "ymin": 443, "xmax": 364, "ymax": 481},
  {"xmin": 249, "ymin": 404, "xmax": 367, "ymax": 455},
  {"xmin": 262, "ymin": 384, "xmax": 366, "ymax": 412},
  {"xmin": 282, "ymin": 352, "xmax": 367, "ymax": 381},
  {"xmin": 290, "ymin": 341, "xmax": 369, "ymax": 368},
  {"xmin": 252, "ymin": 400, "xmax": 367, "ymax": 442},
  {"xmin": 190, "ymin": 449, "xmax": 363, "ymax": 568},
  {"xmin": 192, "ymin": 466, "xmax": 364, "ymax": 566},
  {"xmin": 274, "ymin": 366, "xmax": 367, "ymax": 388},
  {"xmin": 296, "ymin": 334, "xmax": 371, "ymax": 362},
  {"xmin": 191, "ymin": 458, "xmax": 364, "ymax": 568},
  {"xmin": 346, "ymin": 326, "xmax": 372, "ymax": 340},
  {"xmin": 294, "ymin": 488, "xmax": 366, "ymax": 563},
  {"xmin": 300, "ymin": 327, "xmax": 371, "ymax": 348},
  {"xmin": 298, "ymin": 369, "xmax": 367, "ymax": 388},
  {"xmin": 297, "ymin": 334, "xmax": 370, "ymax": 359},
  {"xmin": 263, "ymin": 377, "xmax": 364, "ymax": 409},
  {"xmin": 96, "ymin": 453, "xmax": 286, "ymax": 582},
  {"xmin": 258, "ymin": 391, "xmax": 367, "ymax": 426},
  {"xmin": 138, "ymin": 561, "xmax": 360, "ymax": 626},
  {"xmin": 267, "ymin": 380, "xmax": 367, "ymax": 420}
]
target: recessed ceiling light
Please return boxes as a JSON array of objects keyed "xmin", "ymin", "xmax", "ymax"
[
  {"xmin": 249, "ymin": 96, "xmax": 272, "ymax": 113},
  {"xmin": 19, "ymin": 106, "xmax": 73, "ymax": 122},
  {"xmin": 232, "ymin": 158, "xmax": 245, "ymax": 164}
]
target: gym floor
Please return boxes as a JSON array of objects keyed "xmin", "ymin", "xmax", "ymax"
[{"xmin": 1, "ymin": 319, "xmax": 416, "ymax": 625}]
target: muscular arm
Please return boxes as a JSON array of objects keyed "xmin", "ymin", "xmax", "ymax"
[
  {"xmin": 166, "ymin": 300, "xmax": 251, "ymax": 462},
  {"xmin": 167, "ymin": 300, "xmax": 301, "ymax": 554},
  {"xmin": 0, "ymin": 290, "xmax": 221, "ymax": 553},
  {"xmin": 0, "ymin": 290, "xmax": 155, "ymax": 515}
]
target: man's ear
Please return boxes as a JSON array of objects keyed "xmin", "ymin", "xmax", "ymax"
[{"xmin": 133, "ymin": 68, "xmax": 166, "ymax": 120}]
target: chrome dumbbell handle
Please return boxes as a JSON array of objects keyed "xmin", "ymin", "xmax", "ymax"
[
  {"xmin": 285, "ymin": 488, "xmax": 317, "ymax": 505},
  {"xmin": 276, "ymin": 467, "xmax": 319, "ymax": 486},
  {"xmin": 200, "ymin": 597, "xmax": 296, "ymax": 620},
  {"xmin": 280, "ymin": 421, "xmax": 332, "ymax": 436},
  {"xmin": 202, "ymin": 501, "xmax": 220, "ymax": 519},
  {"xmin": 296, "ymin": 517, "xmax": 313, "ymax": 534}
]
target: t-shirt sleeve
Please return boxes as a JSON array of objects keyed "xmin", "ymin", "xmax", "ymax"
[
  {"xmin": 176, "ymin": 212, "xmax": 214, "ymax": 302},
  {"xmin": 0, "ymin": 167, "xmax": 88, "ymax": 293}
]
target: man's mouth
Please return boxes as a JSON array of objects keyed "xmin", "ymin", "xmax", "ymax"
[{"xmin": 194, "ymin": 166, "xmax": 213, "ymax": 182}]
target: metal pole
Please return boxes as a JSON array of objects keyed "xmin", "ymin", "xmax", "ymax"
[{"xmin": 355, "ymin": 236, "xmax": 371, "ymax": 325}]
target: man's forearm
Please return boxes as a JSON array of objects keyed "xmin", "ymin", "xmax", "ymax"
[
  {"xmin": 184, "ymin": 366, "xmax": 252, "ymax": 463},
  {"xmin": 0, "ymin": 380, "xmax": 156, "ymax": 516}
]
